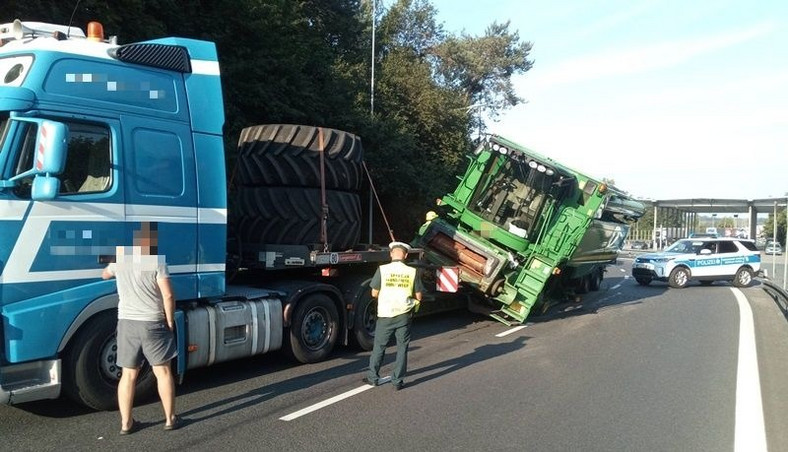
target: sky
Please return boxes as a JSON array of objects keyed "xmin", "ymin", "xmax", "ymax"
[{"xmin": 426, "ymin": 0, "xmax": 787, "ymax": 201}]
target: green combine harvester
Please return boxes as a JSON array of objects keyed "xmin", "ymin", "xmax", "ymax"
[{"xmin": 415, "ymin": 134, "xmax": 646, "ymax": 324}]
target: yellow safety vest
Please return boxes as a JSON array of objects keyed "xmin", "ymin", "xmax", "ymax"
[{"xmin": 376, "ymin": 261, "xmax": 417, "ymax": 318}]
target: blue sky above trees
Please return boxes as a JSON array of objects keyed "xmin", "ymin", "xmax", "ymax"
[{"xmin": 428, "ymin": 0, "xmax": 787, "ymax": 200}]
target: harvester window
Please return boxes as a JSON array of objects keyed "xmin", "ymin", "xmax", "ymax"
[{"xmin": 469, "ymin": 155, "xmax": 551, "ymax": 241}]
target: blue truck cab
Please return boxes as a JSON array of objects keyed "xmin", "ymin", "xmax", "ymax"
[
  {"xmin": 0, "ymin": 20, "xmax": 389, "ymax": 410},
  {"xmin": 0, "ymin": 19, "xmax": 230, "ymax": 408}
]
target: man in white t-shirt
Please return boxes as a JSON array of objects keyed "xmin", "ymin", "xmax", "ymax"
[{"xmin": 102, "ymin": 222, "xmax": 180, "ymax": 434}]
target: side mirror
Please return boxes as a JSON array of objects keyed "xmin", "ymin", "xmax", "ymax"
[
  {"xmin": 699, "ymin": 249, "xmax": 712, "ymax": 255},
  {"xmin": 34, "ymin": 120, "xmax": 69, "ymax": 174},
  {"xmin": 9, "ymin": 118, "xmax": 69, "ymax": 182},
  {"xmin": 31, "ymin": 175, "xmax": 60, "ymax": 200}
]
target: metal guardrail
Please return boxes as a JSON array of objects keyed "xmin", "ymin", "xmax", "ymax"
[{"xmin": 761, "ymin": 278, "xmax": 788, "ymax": 320}]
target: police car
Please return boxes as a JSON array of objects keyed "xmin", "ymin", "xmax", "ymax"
[{"xmin": 632, "ymin": 237, "xmax": 761, "ymax": 288}]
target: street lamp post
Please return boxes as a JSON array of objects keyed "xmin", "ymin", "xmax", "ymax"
[
  {"xmin": 712, "ymin": 213, "xmax": 717, "ymax": 230},
  {"xmin": 773, "ymin": 201, "xmax": 778, "ymax": 282}
]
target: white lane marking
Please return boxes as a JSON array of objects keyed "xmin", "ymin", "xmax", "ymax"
[
  {"xmin": 611, "ymin": 283, "xmax": 622, "ymax": 290},
  {"xmin": 279, "ymin": 376, "xmax": 391, "ymax": 421},
  {"xmin": 280, "ymin": 386, "xmax": 372, "ymax": 421},
  {"xmin": 732, "ymin": 287, "xmax": 768, "ymax": 452},
  {"xmin": 496, "ymin": 325, "xmax": 527, "ymax": 337}
]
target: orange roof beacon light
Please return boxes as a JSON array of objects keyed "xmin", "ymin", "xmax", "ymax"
[{"xmin": 86, "ymin": 21, "xmax": 104, "ymax": 42}]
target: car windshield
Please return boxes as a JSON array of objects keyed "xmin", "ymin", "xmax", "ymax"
[{"xmin": 665, "ymin": 240, "xmax": 706, "ymax": 254}]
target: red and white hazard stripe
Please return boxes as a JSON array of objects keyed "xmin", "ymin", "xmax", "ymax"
[{"xmin": 437, "ymin": 266, "xmax": 459, "ymax": 293}]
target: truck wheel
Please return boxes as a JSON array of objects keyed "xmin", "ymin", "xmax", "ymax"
[
  {"xmin": 733, "ymin": 267, "xmax": 753, "ymax": 287},
  {"xmin": 576, "ymin": 275, "xmax": 591, "ymax": 294},
  {"xmin": 352, "ymin": 291, "xmax": 377, "ymax": 351},
  {"xmin": 61, "ymin": 312, "xmax": 156, "ymax": 411},
  {"xmin": 286, "ymin": 294, "xmax": 339, "ymax": 363},
  {"xmin": 235, "ymin": 186, "xmax": 361, "ymax": 250},
  {"xmin": 668, "ymin": 267, "xmax": 690, "ymax": 288},
  {"xmin": 589, "ymin": 270, "xmax": 603, "ymax": 291},
  {"xmin": 236, "ymin": 124, "xmax": 363, "ymax": 191},
  {"xmin": 635, "ymin": 277, "xmax": 651, "ymax": 286}
]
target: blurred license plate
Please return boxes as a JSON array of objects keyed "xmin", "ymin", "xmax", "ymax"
[{"xmin": 634, "ymin": 263, "xmax": 654, "ymax": 270}]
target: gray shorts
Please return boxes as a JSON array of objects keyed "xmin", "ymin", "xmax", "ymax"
[{"xmin": 116, "ymin": 319, "xmax": 177, "ymax": 368}]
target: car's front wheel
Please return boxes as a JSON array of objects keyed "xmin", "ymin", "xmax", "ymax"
[{"xmin": 668, "ymin": 267, "xmax": 690, "ymax": 288}]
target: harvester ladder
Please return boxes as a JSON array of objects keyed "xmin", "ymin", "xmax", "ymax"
[{"xmin": 492, "ymin": 207, "xmax": 593, "ymax": 324}]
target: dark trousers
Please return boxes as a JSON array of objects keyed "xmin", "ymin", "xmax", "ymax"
[{"xmin": 367, "ymin": 312, "xmax": 412, "ymax": 386}]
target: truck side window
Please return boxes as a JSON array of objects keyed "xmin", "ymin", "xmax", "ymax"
[
  {"xmin": 7, "ymin": 120, "xmax": 110, "ymax": 198},
  {"xmin": 59, "ymin": 122, "xmax": 111, "ymax": 195},
  {"xmin": 132, "ymin": 130, "xmax": 183, "ymax": 197}
]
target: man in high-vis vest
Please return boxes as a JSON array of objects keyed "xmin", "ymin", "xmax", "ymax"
[{"xmin": 363, "ymin": 241, "xmax": 423, "ymax": 390}]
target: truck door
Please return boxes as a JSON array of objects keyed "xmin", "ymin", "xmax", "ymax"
[
  {"xmin": 0, "ymin": 118, "xmax": 126, "ymax": 363},
  {"xmin": 120, "ymin": 116, "xmax": 198, "ymax": 300},
  {"xmin": 1, "ymin": 118, "xmax": 122, "ymax": 289}
]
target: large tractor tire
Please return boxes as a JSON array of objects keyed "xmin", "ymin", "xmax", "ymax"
[
  {"xmin": 234, "ymin": 186, "xmax": 361, "ymax": 250},
  {"xmin": 236, "ymin": 124, "xmax": 364, "ymax": 191}
]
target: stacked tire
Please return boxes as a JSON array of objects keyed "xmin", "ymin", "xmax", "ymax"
[{"xmin": 233, "ymin": 124, "xmax": 363, "ymax": 250}]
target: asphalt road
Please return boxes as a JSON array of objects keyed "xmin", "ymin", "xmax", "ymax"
[{"xmin": 2, "ymin": 257, "xmax": 788, "ymax": 451}]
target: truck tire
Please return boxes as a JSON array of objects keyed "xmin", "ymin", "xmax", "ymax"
[
  {"xmin": 236, "ymin": 124, "xmax": 363, "ymax": 191},
  {"xmin": 668, "ymin": 267, "xmax": 690, "ymax": 288},
  {"xmin": 352, "ymin": 289, "xmax": 377, "ymax": 351},
  {"xmin": 576, "ymin": 275, "xmax": 591, "ymax": 294},
  {"xmin": 285, "ymin": 293, "xmax": 340, "ymax": 363},
  {"xmin": 589, "ymin": 269, "xmax": 603, "ymax": 291},
  {"xmin": 733, "ymin": 267, "xmax": 753, "ymax": 287},
  {"xmin": 61, "ymin": 312, "xmax": 156, "ymax": 411},
  {"xmin": 234, "ymin": 186, "xmax": 361, "ymax": 250}
]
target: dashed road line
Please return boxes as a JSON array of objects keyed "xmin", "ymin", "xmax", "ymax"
[
  {"xmin": 495, "ymin": 325, "xmax": 527, "ymax": 337},
  {"xmin": 279, "ymin": 376, "xmax": 391, "ymax": 421}
]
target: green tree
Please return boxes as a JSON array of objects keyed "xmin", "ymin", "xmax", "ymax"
[
  {"xmin": 762, "ymin": 208, "xmax": 786, "ymax": 246},
  {"xmin": 354, "ymin": 0, "xmax": 534, "ymax": 239},
  {"xmin": 7, "ymin": 0, "xmax": 535, "ymax": 243},
  {"xmin": 434, "ymin": 20, "xmax": 533, "ymax": 134}
]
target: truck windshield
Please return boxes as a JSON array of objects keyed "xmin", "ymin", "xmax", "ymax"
[{"xmin": 469, "ymin": 153, "xmax": 553, "ymax": 239}]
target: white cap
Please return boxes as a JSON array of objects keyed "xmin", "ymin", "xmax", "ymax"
[{"xmin": 389, "ymin": 241, "xmax": 411, "ymax": 252}]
